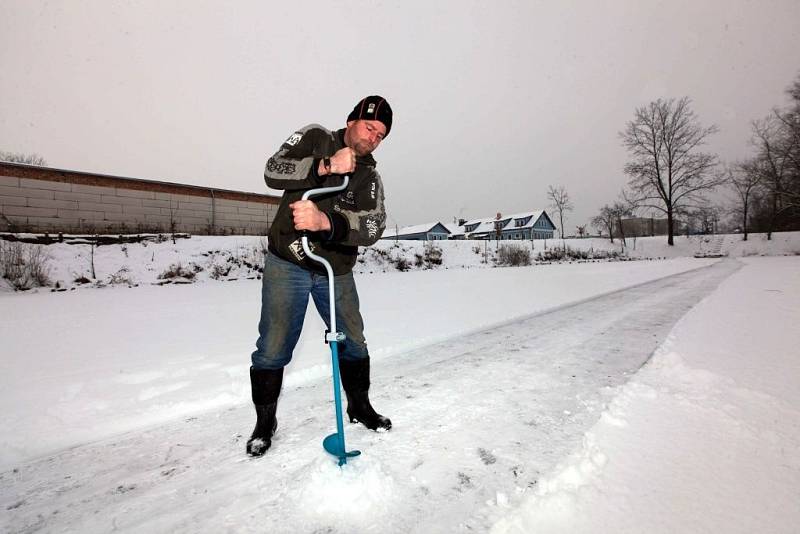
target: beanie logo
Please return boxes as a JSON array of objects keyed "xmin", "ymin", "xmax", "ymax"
[
  {"xmin": 286, "ymin": 133, "xmax": 303, "ymax": 146},
  {"xmin": 348, "ymin": 96, "xmax": 390, "ymax": 136}
]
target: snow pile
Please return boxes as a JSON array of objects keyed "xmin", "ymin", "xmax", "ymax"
[
  {"xmin": 491, "ymin": 257, "xmax": 800, "ymax": 534},
  {"xmin": 489, "ymin": 432, "xmax": 610, "ymax": 529},
  {"xmin": 295, "ymin": 455, "xmax": 395, "ymax": 526}
]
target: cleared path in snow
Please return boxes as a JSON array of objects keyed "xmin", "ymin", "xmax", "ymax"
[{"xmin": 1, "ymin": 260, "xmax": 740, "ymax": 534}]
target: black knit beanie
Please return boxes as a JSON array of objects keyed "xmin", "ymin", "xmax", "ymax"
[{"xmin": 347, "ymin": 95, "xmax": 393, "ymax": 137}]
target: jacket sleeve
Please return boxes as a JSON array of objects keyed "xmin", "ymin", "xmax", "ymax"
[
  {"xmin": 328, "ymin": 171, "xmax": 387, "ymax": 247},
  {"xmin": 264, "ymin": 124, "xmax": 331, "ymax": 190}
]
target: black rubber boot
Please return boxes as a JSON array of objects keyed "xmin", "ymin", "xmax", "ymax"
[
  {"xmin": 338, "ymin": 357, "xmax": 391, "ymax": 431},
  {"xmin": 246, "ymin": 367, "xmax": 284, "ymax": 456}
]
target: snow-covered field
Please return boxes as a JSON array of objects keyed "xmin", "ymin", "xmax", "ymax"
[{"xmin": 1, "ymin": 233, "xmax": 799, "ymax": 533}]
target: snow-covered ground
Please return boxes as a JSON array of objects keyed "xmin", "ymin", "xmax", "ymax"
[
  {"xmin": 0, "ymin": 254, "xmax": 717, "ymax": 470},
  {"xmin": 492, "ymin": 256, "xmax": 800, "ymax": 534},
  {"xmin": 1, "ymin": 232, "xmax": 799, "ymax": 533}
]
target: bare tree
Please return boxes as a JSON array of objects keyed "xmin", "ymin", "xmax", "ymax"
[
  {"xmin": 787, "ymin": 73, "xmax": 800, "ymax": 103},
  {"xmin": 727, "ymin": 162, "xmax": 763, "ymax": 241},
  {"xmin": 620, "ymin": 97, "xmax": 721, "ymax": 245},
  {"xmin": 610, "ymin": 200, "xmax": 634, "ymax": 247},
  {"xmin": 750, "ymin": 116, "xmax": 798, "ymax": 238},
  {"xmin": 591, "ymin": 205, "xmax": 615, "ymax": 243},
  {"xmin": 732, "ymin": 74, "xmax": 800, "ymax": 236},
  {"xmin": 547, "ymin": 185, "xmax": 573, "ymax": 239},
  {"xmin": 774, "ymin": 111, "xmax": 800, "ymax": 178},
  {"xmin": 776, "ymin": 73, "xmax": 800, "ymax": 175},
  {"xmin": 0, "ymin": 151, "xmax": 47, "ymax": 166},
  {"xmin": 591, "ymin": 198, "xmax": 634, "ymax": 244}
]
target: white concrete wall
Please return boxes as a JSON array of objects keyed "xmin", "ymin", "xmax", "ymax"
[{"xmin": 0, "ymin": 173, "xmax": 279, "ymax": 235}]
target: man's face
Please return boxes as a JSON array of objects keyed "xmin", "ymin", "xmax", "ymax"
[{"xmin": 344, "ymin": 119, "xmax": 387, "ymax": 156}]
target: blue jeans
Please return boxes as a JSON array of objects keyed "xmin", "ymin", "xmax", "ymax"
[{"xmin": 251, "ymin": 252, "xmax": 369, "ymax": 370}]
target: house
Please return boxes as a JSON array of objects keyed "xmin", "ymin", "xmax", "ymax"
[
  {"xmin": 381, "ymin": 222, "xmax": 451, "ymax": 241},
  {"xmin": 443, "ymin": 222, "xmax": 466, "ymax": 240},
  {"xmin": 380, "ymin": 210, "xmax": 556, "ymax": 241},
  {"xmin": 460, "ymin": 211, "xmax": 556, "ymax": 240}
]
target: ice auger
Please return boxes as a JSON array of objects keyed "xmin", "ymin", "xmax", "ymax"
[{"xmin": 300, "ymin": 176, "xmax": 361, "ymax": 466}]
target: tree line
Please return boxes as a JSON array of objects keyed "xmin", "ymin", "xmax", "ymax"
[
  {"xmin": 0, "ymin": 151, "xmax": 47, "ymax": 166},
  {"xmin": 729, "ymin": 76, "xmax": 800, "ymax": 240},
  {"xmin": 589, "ymin": 72, "xmax": 800, "ymax": 245}
]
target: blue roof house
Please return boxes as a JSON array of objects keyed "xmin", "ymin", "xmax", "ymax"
[{"xmin": 381, "ymin": 222, "xmax": 451, "ymax": 241}]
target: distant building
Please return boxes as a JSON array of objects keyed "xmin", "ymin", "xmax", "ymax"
[
  {"xmin": 381, "ymin": 222, "xmax": 451, "ymax": 240},
  {"xmin": 443, "ymin": 222, "xmax": 466, "ymax": 240},
  {"xmin": 612, "ymin": 217, "xmax": 680, "ymax": 237},
  {"xmin": 381, "ymin": 210, "xmax": 556, "ymax": 241},
  {"xmin": 460, "ymin": 211, "xmax": 556, "ymax": 240}
]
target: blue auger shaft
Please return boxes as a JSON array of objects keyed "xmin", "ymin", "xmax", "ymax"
[{"xmin": 329, "ymin": 340, "xmax": 347, "ymax": 465}]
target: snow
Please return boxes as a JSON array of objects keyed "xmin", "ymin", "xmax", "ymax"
[
  {"xmin": 491, "ymin": 256, "xmax": 800, "ymax": 534},
  {"xmin": 298, "ymin": 455, "xmax": 395, "ymax": 518},
  {"xmin": 0, "ymin": 249, "xmax": 717, "ymax": 470},
  {"xmin": 1, "ymin": 232, "xmax": 799, "ymax": 533}
]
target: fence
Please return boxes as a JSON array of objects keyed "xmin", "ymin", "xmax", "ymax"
[{"xmin": 0, "ymin": 162, "xmax": 280, "ymax": 235}]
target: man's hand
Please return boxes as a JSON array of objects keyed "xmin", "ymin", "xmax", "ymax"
[
  {"xmin": 318, "ymin": 147, "xmax": 356, "ymax": 176},
  {"xmin": 289, "ymin": 200, "xmax": 331, "ymax": 232}
]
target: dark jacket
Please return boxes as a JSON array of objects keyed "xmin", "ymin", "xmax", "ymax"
[{"xmin": 264, "ymin": 124, "xmax": 387, "ymax": 275}]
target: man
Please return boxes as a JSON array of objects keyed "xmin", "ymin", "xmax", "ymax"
[{"xmin": 247, "ymin": 96, "xmax": 394, "ymax": 456}]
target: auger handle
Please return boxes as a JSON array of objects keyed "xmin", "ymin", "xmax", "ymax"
[{"xmin": 300, "ymin": 176, "xmax": 349, "ymax": 334}]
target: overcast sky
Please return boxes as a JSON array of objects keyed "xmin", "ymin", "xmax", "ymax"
[{"xmin": 2, "ymin": 1, "xmax": 800, "ymax": 231}]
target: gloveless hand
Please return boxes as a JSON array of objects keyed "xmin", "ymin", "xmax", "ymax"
[
  {"xmin": 289, "ymin": 200, "xmax": 331, "ymax": 232},
  {"xmin": 319, "ymin": 147, "xmax": 356, "ymax": 176}
]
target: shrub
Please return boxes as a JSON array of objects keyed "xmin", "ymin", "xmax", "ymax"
[
  {"xmin": 496, "ymin": 244, "xmax": 532, "ymax": 266},
  {"xmin": 393, "ymin": 256, "xmax": 410, "ymax": 271},
  {"xmin": 158, "ymin": 262, "xmax": 202, "ymax": 281},
  {"xmin": 108, "ymin": 266, "xmax": 136, "ymax": 286},
  {"xmin": 536, "ymin": 245, "xmax": 620, "ymax": 262},
  {"xmin": 210, "ymin": 262, "xmax": 232, "ymax": 279},
  {"xmin": 0, "ymin": 241, "xmax": 52, "ymax": 290},
  {"xmin": 207, "ymin": 246, "xmax": 264, "ymax": 278},
  {"xmin": 422, "ymin": 243, "xmax": 443, "ymax": 267}
]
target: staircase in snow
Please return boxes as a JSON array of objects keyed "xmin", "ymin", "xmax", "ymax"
[{"xmin": 694, "ymin": 234, "xmax": 727, "ymax": 258}]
